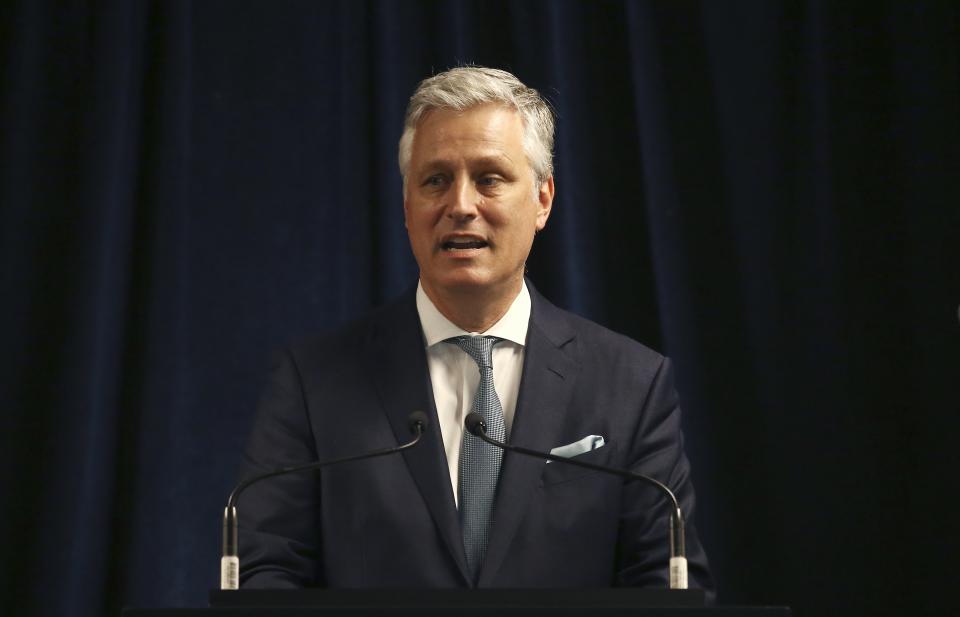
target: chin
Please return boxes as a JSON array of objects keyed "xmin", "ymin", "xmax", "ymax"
[
  {"xmin": 428, "ymin": 270, "xmax": 520, "ymax": 298},
  {"xmin": 434, "ymin": 276, "xmax": 493, "ymax": 294}
]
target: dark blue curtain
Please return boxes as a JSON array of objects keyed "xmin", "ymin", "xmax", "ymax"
[{"xmin": 2, "ymin": 2, "xmax": 957, "ymax": 616}]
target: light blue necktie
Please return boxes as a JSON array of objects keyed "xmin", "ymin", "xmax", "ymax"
[{"xmin": 448, "ymin": 335, "xmax": 505, "ymax": 581}]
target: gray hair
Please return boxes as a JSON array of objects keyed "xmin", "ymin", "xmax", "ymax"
[{"xmin": 398, "ymin": 66, "xmax": 555, "ymax": 190}]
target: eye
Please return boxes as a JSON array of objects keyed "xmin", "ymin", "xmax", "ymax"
[
  {"xmin": 422, "ymin": 174, "xmax": 448, "ymax": 189},
  {"xmin": 477, "ymin": 175, "xmax": 503, "ymax": 188}
]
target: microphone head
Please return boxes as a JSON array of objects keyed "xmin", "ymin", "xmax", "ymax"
[
  {"xmin": 464, "ymin": 412, "xmax": 486, "ymax": 436},
  {"xmin": 407, "ymin": 410, "xmax": 429, "ymax": 435}
]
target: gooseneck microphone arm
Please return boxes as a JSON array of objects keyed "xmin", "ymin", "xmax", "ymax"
[
  {"xmin": 221, "ymin": 411, "xmax": 429, "ymax": 590},
  {"xmin": 464, "ymin": 412, "xmax": 688, "ymax": 589}
]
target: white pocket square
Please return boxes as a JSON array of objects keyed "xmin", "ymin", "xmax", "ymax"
[{"xmin": 547, "ymin": 435, "xmax": 605, "ymax": 463}]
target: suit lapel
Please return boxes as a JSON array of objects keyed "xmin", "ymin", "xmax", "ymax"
[
  {"xmin": 367, "ymin": 294, "xmax": 471, "ymax": 585},
  {"xmin": 478, "ymin": 286, "xmax": 579, "ymax": 586}
]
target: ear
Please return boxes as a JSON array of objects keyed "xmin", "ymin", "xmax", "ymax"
[{"xmin": 534, "ymin": 176, "xmax": 554, "ymax": 231}]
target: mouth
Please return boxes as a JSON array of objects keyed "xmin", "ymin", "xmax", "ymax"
[{"xmin": 440, "ymin": 236, "xmax": 489, "ymax": 251}]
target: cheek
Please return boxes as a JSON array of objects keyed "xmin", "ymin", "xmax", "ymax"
[
  {"xmin": 407, "ymin": 212, "xmax": 440, "ymax": 248},
  {"xmin": 511, "ymin": 206, "xmax": 541, "ymax": 234}
]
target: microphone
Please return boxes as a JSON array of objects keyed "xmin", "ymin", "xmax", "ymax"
[
  {"xmin": 464, "ymin": 412, "xmax": 688, "ymax": 590},
  {"xmin": 220, "ymin": 410, "xmax": 429, "ymax": 590}
]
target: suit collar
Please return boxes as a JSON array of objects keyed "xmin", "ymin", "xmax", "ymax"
[
  {"xmin": 366, "ymin": 290, "xmax": 471, "ymax": 585},
  {"xmin": 521, "ymin": 279, "xmax": 577, "ymax": 350},
  {"xmin": 478, "ymin": 282, "xmax": 580, "ymax": 585}
]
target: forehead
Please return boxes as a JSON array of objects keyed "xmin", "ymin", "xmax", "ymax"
[{"xmin": 410, "ymin": 104, "xmax": 526, "ymax": 167}]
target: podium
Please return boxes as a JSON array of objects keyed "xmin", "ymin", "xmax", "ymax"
[{"xmin": 122, "ymin": 589, "xmax": 791, "ymax": 616}]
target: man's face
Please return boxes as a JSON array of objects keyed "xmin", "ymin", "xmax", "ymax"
[{"xmin": 404, "ymin": 103, "xmax": 553, "ymax": 301}]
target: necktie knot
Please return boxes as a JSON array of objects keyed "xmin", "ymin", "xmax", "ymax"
[{"xmin": 447, "ymin": 335, "xmax": 499, "ymax": 369}]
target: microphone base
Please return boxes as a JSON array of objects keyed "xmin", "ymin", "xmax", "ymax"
[
  {"xmin": 669, "ymin": 556, "xmax": 689, "ymax": 589},
  {"xmin": 220, "ymin": 556, "xmax": 239, "ymax": 590}
]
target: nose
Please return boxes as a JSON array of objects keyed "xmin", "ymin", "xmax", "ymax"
[{"xmin": 446, "ymin": 176, "xmax": 480, "ymax": 221}]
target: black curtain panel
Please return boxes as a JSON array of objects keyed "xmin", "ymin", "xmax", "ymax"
[{"xmin": 1, "ymin": 2, "xmax": 957, "ymax": 616}]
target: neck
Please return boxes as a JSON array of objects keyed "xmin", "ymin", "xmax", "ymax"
[{"xmin": 422, "ymin": 278, "xmax": 523, "ymax": 333}]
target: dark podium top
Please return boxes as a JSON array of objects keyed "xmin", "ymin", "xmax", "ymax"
[{"xmin": 121, "ymin": 589, "xmax": 791, "ymax": 617}]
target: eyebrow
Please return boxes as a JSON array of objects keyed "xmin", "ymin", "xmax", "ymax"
[{"xmin": 418, "ymin": 153, "xmax": 516, "ymax": 172}]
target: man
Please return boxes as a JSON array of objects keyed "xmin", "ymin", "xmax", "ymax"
[{"xmin": 238, "ymin": 66, "xmax": 712, "ymax": 592}]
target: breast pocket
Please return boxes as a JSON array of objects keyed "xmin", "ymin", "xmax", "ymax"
[{"xmin": 539, "ymin": 441, "xmax": 619, "ymax": 487}]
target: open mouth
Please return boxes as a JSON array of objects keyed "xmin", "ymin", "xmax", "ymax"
[{"xmin": 441, "ymin": 238, "xmax": 489, "ymax": 251}]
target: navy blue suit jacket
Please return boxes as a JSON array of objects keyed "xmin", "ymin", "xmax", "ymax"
[{"xmin": 238, "ymin": 284, "xmax": 712, "ymax": 592}]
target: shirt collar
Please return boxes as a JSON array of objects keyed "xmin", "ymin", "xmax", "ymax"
[{"xmin": 416, "ymin": 280, "xmax": 531, "ymax": 348}]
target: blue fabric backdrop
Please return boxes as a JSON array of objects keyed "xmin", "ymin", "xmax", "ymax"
[{"xmin": 1, "ymin": 2, "xmax": 957, "ymax": 616}]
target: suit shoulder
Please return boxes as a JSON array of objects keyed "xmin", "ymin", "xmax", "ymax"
[
  {"xmin": 568, "ymin": 311, "xmax": 664, "ymax": 363},
  {"xmin": 536, "ymin": 297, "xmax": 667, "ymax": 379},
  {"xmin": 282, "ymin": 292, "xmax": 415, "ymax": 368}
]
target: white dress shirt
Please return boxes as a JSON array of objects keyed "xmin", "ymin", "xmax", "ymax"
[{"xmin": 416, "ymin": 281, "xmax": 530, "ymax": 506}]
